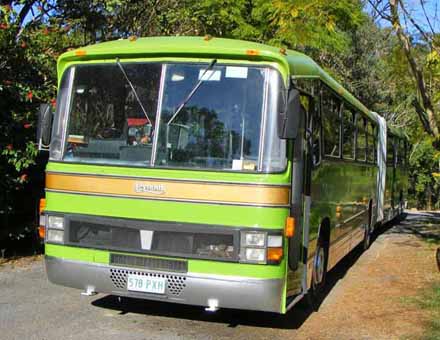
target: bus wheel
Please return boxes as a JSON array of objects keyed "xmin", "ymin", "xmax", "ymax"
[{"xmin": 307, "ymin": 238, "xmax": 328, "ymax": 309}]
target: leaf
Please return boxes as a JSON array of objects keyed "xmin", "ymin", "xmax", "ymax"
[{"xmin": 290, "ymin": 8, "xmax": 299, "ymax": 18}]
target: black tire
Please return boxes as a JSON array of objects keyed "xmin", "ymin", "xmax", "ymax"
[{"xmin": 306, "ymin": 238, "xmax": 328, "ymax": 309}]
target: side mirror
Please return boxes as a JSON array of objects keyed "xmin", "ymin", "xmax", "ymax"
[
  {"xmin": 37, "ymin": 104, "xmax": 53, "ymax": 151},
  {"xmin": 278, "ymin": 88, "xmax": 301, "ymax": 139}
]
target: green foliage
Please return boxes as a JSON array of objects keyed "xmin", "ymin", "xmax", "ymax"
[
  {"xmin": 0, "ymin": 3, "xmax": 80, "ymax": 239},
  {"xmin": 268, "ymin": 0, "xmax": 365, "ymax": 52},
  {"xmin": 409, "ymin": 138, "xmax": 440, "ymax": 209},
  {"xmin": 407, "ymin": 283, "xmax": 440, "ymax": 340}
]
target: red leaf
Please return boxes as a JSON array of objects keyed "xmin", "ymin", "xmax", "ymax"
[
  {"xmin": 23, "ymin": 123, "xmax": 31, "ymax": 129},
  {"xmin": 6, "ymin": 144, "xmax": 13, "ymax": 151},
  {"xmin": 50, "ymin": 98, "xmax": 56, "ymax": 108},
  {"xmin": 27, "ymin": 91, "xmax": 33, "ymax": 100}
]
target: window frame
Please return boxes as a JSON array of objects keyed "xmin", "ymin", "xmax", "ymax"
[{"xmin": 54, "ymin": 61, "xmax": 288, "ymax": 174}]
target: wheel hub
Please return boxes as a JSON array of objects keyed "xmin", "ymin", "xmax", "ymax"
[{"xmin": 314, "ymin": 247, "xmax": 325, "ymax": 284}]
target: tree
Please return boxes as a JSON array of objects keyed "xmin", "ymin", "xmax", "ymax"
[{"xmin": 368, "ymin": 0, "xmax": 440, "ymax": 139}]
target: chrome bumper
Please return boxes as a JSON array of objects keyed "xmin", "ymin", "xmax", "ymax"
[{"xmin": 45, "ymin": 256, "xmax": 284, "ymax": 313}]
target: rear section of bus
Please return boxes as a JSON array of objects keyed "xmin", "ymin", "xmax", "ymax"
[{"xmin": 41, "ymin": 37, "xmax": 295, "ymax": 313}]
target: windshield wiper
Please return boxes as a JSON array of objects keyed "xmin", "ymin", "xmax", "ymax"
[
  {"xmin": 116, "ymin": 57, "xmax": 152, "ymax": 127},
  {"xmin": 167, "ymin": 59, "xmax": 217, "ymax": 125}
]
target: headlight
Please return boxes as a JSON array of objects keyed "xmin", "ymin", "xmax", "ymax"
[
  {"xmin": 241, "ymin": 231, "xmax": 266, "ymax": 247},
  {"xmin": 48, "ymin": 216, "xmax": 64, "ymax": 230},
  {"xmin": 240, "ymin": 230, "xmax": 283, "ymax": 264},
  {"xmin": 47, "ymin": 229, "xmax": 64, "ymax": 243},
  {"xmin": 244, "ymin": 248, "xmax": 266, "ymax": 263}
]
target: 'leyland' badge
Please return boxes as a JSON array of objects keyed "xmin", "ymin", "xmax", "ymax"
[{"xmin": 134, "ymin": 183, "xmax": 166, "ymax": 195}]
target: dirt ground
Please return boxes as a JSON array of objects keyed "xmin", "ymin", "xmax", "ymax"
[
  {"xmin": 0, "ymin": 212, "xmax": 439, "ymax": 340},
  {"xmin": 294, "ymin": 212, "xmax": 439, "ymax": 339}
]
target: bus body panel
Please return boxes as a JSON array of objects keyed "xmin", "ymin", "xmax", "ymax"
[{"xmin": 308, "ymin": 160, "xmax": 377, "ymax": 273}]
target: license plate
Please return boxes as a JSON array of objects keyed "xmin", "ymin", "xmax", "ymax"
[{"xmin": 127, "ymin": 274, "xmax": 166, "ymax": 294}]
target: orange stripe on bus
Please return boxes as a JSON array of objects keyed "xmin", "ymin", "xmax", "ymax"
[{"xmin": 45, "ymin": 173, "xmax": 290, "ymax": 207}]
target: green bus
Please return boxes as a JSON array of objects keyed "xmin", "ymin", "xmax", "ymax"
[{"xmin": 37, "ymin": 36, "xmax": 408, "ymax": 314}]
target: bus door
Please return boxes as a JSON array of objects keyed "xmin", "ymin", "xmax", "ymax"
[{"xmin": 287, "ymin": 90, "xmax": 316, "ymax": 274}]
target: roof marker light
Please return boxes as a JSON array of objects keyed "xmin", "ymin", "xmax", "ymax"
[
  {"xmin": 128, "ymin": 35, "xmax": 137, "ymax": 42},
  {"xmin": 75, "ymin": 50, "xmax": 87, "ymax": 56},
  {"xmin": 203, "ymin": 35, "xmax": 213, "ymax": 41},
  {"xmin": 279, "ymin": 47, "xmax": 287, "ymax": 55},
  {"xmin": 246, "ymin": 49, "xmax": 260, "ymax": 56}
]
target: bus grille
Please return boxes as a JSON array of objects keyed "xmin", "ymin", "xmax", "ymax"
[
  {"xmin": 109, "ymin": 268, "xmax": 187, "ymax": 296},
  {"xmin": 110, "ymin": 253, "xmax": 188, "ymax": 273}
]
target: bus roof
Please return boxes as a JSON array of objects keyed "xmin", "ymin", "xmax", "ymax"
[{"xmin": 59, "ymin": 36, "xmax": 381, "ymax": 123}]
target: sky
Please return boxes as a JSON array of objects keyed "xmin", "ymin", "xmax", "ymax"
[{"xmin": 365, "ymin": 0, "xmax": 440, "ymax": 34}]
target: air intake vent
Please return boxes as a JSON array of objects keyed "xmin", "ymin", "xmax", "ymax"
[
  {"xmin": 110, "ymin": 253, "xmax": 187, "ymax": 273},
  {"xmin": 109, "ymin": 268, "xmax": 186, "ymax": 296}
]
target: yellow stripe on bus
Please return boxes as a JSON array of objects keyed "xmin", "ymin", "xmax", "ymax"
[{"xmin": 46, "ymin": 173, "xmax": 290, "ymax": 207}]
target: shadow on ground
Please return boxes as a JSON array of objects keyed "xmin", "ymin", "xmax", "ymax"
[
  {"xmin": 91, "ymin": 212, "xmax": 439, "ymax": 330},
  {"xmin": 385, "ymin": 211, "xmax": 440, "ymax": 244}
]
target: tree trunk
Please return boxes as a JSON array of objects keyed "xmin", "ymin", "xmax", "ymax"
[{"xmin": 389, "ymin": 0, "xmax": 440, "ymax": 139}]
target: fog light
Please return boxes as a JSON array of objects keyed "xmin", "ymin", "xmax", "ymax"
[
  {"xmin": 48, "ymin": 216, "xmax": 64, "ymax": 230},
  {"xmin": 47, "ymin": 229, "xmax": 64, "ymax": 243},
  {"xmin": 244, "ymin": 248, "xmax": 266, "ymax": 263}
]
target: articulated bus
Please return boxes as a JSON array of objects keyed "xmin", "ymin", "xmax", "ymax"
[{"xmin": 38, "ymin": 36, "xmax": 408, "ymax": 314}]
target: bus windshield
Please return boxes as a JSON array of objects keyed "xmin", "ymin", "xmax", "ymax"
[{"xmin": 60, "ymin": 62, "xmax": 286, "ymax": 172}]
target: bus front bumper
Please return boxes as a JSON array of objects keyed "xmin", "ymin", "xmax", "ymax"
[{"xmin": 45, "ymin": 256, "xmax": 284, "ymax": 313}]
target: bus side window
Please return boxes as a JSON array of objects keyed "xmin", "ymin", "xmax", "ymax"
[
  {"xmin": 312, "ymin": 95, "xmax": 321, "ymax": 166},
  {"xmin": 387, "ymin": 135, "xmax": 394, "ymax": 166},
  {"xmin": 356, "ymin": 115, "xmax": 366, "ymax": 162},
  {"xmin": 367, "ymin": 121, "xmax": 375, "ymax": 163},
  {"xmin": 342, "ymin": 105, "xmax": 355, "ymax": 159},
  {"xmin": 372, "ymin": 124, "xmax": 378, "ymax": 163},
  {"xmin": 322, "ymin": 87, "xmax": 341, "ymax": 158}
]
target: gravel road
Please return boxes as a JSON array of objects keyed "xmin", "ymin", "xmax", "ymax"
[{"xmin": 0, "ymin": 212, "xmax": 438, "ymax": 340}]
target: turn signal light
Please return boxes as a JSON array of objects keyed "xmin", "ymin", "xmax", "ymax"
[
  {"xmin": 38, "ymin": 226, "xmax": 45, "ymax": 239},
  {"xmin": 39, "ymin": 198, "xmax": 46, "ymax": 213},
  {"xmin": 285, "ymin": 216, "xmax": 295, "ymax": 238},
  {"xmin": 267, "ymin": 247, "xmax": 283, "ymax": 262}
]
